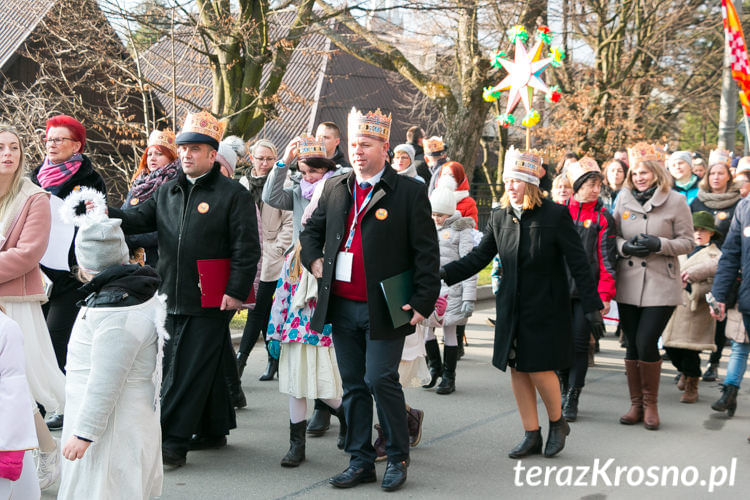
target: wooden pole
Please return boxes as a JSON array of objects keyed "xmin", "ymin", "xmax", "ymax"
[
  {"xmin": 525, "ymin": 128, "xmax": 531, "ymax": 150},
  {"xmin": 744, "ymin": 112, "xmax": 750, "ymax": 155}
]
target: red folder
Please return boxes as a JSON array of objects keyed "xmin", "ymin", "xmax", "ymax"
[{"xmin": 197, "ymin": 258, "xmax": 256, "ymax": 308}]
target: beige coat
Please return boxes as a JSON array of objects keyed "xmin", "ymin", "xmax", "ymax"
[
  {"xmin": 240, "ymin": 176, "xmax": 293, "ymax": 282},
  {"xmin": 613, "ymin": 187, "xmax": 694, "ymax": 306},
  {"xmin": 726, "ymin": 307, "xmax": 748, "ymax": 344},
  {"xmin": 662, "ymin": 243, "xmax": 720, "ymax": 351}
]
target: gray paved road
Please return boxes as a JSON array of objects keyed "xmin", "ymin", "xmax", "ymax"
[{"xmin": 43, "ymin": 300, "xmax": 750, "ymax": 499}]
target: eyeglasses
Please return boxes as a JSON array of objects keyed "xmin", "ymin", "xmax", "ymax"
[
  {"xmin": 253, "ymin": 156, "xmax": 275, "ymax": 163},
  {"xmin": 45, "ymin": 137, "xmax": 77, "ymax": 145}
]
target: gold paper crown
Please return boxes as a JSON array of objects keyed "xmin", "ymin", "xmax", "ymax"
[
  {"xmin": 504, "ymin": 146, "xmax": 543, "ymax": 182},
  {"xmin": 147, "ymin": 129, "xmax": 177, "ymax": 156},
  {"xmin": 297, "ymin": 134, "xmax": 326, "ymax": 160},
  {"xmin": 566, "ymin": 156, "xmax": 601, "ymax": 186},
  {"xmin": 180, "ymin": 111, "xmax": 225, "ymax": 144},
  {"xmin": 627, "ymin": 142, "xmax": 666, "ymax": 167},
  {"xmin": 709, "ymin": 148, "xmax": 732, "ymax": 167},
  {"xmin": 348, "ymin": 107, "xmax": 391, "ymax": 142},
  {"xmin": 424, "ymin": 136, "xmax": 446, "ymax": 155}
]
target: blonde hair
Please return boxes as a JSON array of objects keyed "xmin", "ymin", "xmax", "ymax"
[
  {"xmin": 552, "ymin": 174, "xmax": 571, "ymax": 190},
  {"xmin": 624, "ymin": 160, "xmax": 673, "ymax": 193},
  {"xmin": 699, "ymin": 163, "xmax": 733, "ymax": 193},
  {"xmin": 250, "ymin": 139, "xmax": 278, "ymax": 159},
  {"xmin": 0, "ymin": 124, "xmax": 26, "ymax": 223},
  {"xmin": 500, "ymin": 182, "xmax": 543, "ymax": 210}
]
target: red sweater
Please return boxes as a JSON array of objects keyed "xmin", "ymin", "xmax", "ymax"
[{"xmin": 332, "ymin": 184, "xmax": 373, "ymax": 302}]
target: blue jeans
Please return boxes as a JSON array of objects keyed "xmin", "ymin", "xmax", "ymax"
[{"xmin": 724, "ymin": 341, "xmax": 750, "ymax": 388}]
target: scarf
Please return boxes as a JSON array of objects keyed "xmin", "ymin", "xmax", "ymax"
[
  {"xmin": 396, "ymin": 164, "xmax": 418, "ymax": 178},
  {"xmin": 696, "ymin": 188, "xmax": 742, "ymax": 209},
  {"xmin": 300, "ymin": 170, "xmax": 334, "ymax": 200},
  {"xmin": 632, "ymin": 185, "xmax": 657, "ymax": 205},
  {"xmin": 129, "ymin": 160, "xmax": 178, "ymax": 202},
  {"xmin": 245, "ymin": 172, "xmax": 268, "ymax": 205},
  {"xmin": 37, "ymin": 153, "xmax": 83, "ymax": 189}
]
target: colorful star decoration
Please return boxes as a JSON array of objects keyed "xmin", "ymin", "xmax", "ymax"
[{"xmin": 483, "ymin": 25, "xmax": 565, "ymax": 128}]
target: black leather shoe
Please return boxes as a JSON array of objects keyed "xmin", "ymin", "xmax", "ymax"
[
  {"xmin": 544, "ymin": 418, "xmax": 570, "ymax": 457},
  {"xmin": 45, "ymin": 413, "xmax": 64, "ymax": 430},
  {"xmin": 189, "ymin": 434, "xmax": 227, "ymax": 451},
  {"xmin": 329, "ymin": 465, "xmax": 377, "ymax": 488},
  {"xmin": 307, "ymin": 408, "xmax": 331, "ymax": 436},
  {"xmin": 162, "ymin": 447, "xmax": 186, "ymax": 468},
  {"xmin": 381, "ymin": 461, "xmax": 408, "ymax": 491},
  {"xmin": 259, "ymin": 356, "xmax": 278, "ymax": 381},
  {"xmin": 508, "ymin": 429, "xmax": 542, "ymax": 459}
]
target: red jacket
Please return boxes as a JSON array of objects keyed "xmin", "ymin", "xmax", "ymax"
[
  {"xmin": 455, "ymin": 177, "xmax": 478, "ymax": 227},
  {"xmin": 565, "ymin": 197, "xmax": 617, "ymax": 303}
]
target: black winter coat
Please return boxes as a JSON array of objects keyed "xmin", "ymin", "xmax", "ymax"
[
  {"xmin": 109, "ymin": 164, "xmax": 259, "ymax": 317},
  {"xmin": 690, "ymin": 191, "xmax": 742, "ymax": 248},
  {"xmin": 443, "ymin": 199, "xmax": 603, "ymax": 372},
  {"xmin": 300, "ymin": 166, "xmax": 441, "ymax": 339},
  {"xmin": 32, "ymin": 154, "xmax": 107, "ymax": 298}
]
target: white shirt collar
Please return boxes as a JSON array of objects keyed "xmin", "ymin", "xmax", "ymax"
[{"xmin": 355, "ymin": 166, "xmax": 386, "ymax": 187}]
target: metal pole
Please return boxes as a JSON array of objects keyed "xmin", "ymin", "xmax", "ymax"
[{"xmin": 719, "ymin": 0, "xmax": 743, "ymax": 151}]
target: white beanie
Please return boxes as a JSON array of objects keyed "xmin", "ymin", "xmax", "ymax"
[
  {"xmin": 60, "ymin": 187, "xmax": 130, "ymax": 274},
  {"xmin": 430, "ymin": 186, "xmax": 457, "ymax": 215},
  {"xmin": 669, "ymin": 151, "xmax": 692, "ymax": 168},
  {"xmin": 393, "ymin": 144, "xmax": 415, "ymax": 164}
]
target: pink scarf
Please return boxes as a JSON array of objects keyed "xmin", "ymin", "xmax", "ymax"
[
  {"xmin": 37, "ymin": 153, "xmax": 83, "ymax": 189},
  {"xmin": 300, "ymin": 170, "xmax": 335, "ymax": 200}
]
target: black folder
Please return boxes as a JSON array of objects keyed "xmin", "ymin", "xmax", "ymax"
[{"xmin": 379, "ymin": 269, "xmax": 415, "ymax": 328}]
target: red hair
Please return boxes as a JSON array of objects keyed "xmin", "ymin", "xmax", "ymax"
[
  {"xmin": 440, "ymin": 161, "xmax": 467, "ymax": 186},
  {"xmin": 131, "ymin": 145, "xmax": 177, "ymax": 182},
  {"xmin": 45, "ymin": 115, "xmax": 86, "ymax": 152}
]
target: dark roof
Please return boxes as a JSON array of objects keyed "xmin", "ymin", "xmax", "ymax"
[
  {"xmin": 0, "ymin": 0, "xmax": 55, "ymax": 69},
  {"xmin": 141, "ymin": 10, "xmax": 423, "ymax": 150}
]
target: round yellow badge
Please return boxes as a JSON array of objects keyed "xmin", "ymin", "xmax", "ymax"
[
  {"xmin": 442, "ymin": 231, "xmax": 451, "ymax": 239},
  {"xmin": 718, "ymin": 211, "xmax": 728, "ymax": 220},
  {"xmin": 583, "ymin": 219, "xmax": 592, "ymax": 228},
  {"xmin": 375, "ymin": 208, "xmax": 388, "ymax": 220},
  {"xmin": 130, "ymin": 197, "xmax": 139, "ymax": 205},
  {"xmin": 622, "ymin": 211, "xmax": 630, "ymax": 220},
  {"xmin": 197, "ymin": 202, "xmax": 210, "ymax": 214}
]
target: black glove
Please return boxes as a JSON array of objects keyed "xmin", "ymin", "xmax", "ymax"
[
  {"xmin": 622, "ymin": 237, "xmax": 650, "ymax": 257},
  {"xmin": 585, "ymin": 310, "xmax": 606, "ymax": 340},
  {"xmin": 439, "ymin": 267, "xmax": 447, "ymax": 280},
  {"xmin": 636, "ymin": 233, "xmax": 661, "ymax": 253}
]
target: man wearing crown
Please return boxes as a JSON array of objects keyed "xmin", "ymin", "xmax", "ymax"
[
  {"xmin": 108, "ymin": 111, "xmax": 260, "ymax": 467},
  {"xmin": 300, "ymin": 108, "xmax": 441, "ymax": 491}
]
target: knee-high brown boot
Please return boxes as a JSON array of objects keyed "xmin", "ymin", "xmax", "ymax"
[
  {"xmin": 639, "ymin": 360, "xmax": 662, "ymax": 430},
  {"xmin": 620, "ymin": 360, "xmax": 643, "ymax": 425}
]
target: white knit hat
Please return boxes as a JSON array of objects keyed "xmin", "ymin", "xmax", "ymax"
[
  {"xmin": 393, "ymin": 144, "xmax": 415, "ymax": 164},
  {"xmin": 669, "ymin": 151, "xmax": 692, "ymax": 168},
  {"xmin": 430, "ymin": 186, "xmax": 457, "ymax": 215}
]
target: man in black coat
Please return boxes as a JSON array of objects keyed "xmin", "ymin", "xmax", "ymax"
[
  {"xmin": 300, "ymin": 108, "xmax": 440, "ymax": 491},
  {"xmin": 108, "ymin": 112, "xmax": 259, "ymax": 467}
]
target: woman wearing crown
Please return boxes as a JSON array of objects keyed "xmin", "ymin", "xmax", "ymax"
[
  {"xmin": 612, "ymin": 143, "xmax": 693, "ymax": 430},
  {"xmin": 441, "ymin": 147, "xmax": 603, "ymax": 458}
]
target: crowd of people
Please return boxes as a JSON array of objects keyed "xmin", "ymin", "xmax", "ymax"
[{"xmin": 1, "ymin": 104, "xmax": 750, "ymax": 499}]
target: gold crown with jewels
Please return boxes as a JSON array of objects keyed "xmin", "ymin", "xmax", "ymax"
[
  {"xmin": 348, "ymin": 107, "xmax": 391, "ymax": 142},
  {"xmin": 709, "ymin": 148, "xmax": 732, "ymax": 167},
  {"xmin": 180, "ymin": 111, "xmax": 226, "ymax": 144},
  {"xmin": 297, "ymin": 134, "xmax": 327, "ymax": 160},
  {"xmin": 147, "ymin": 129, "xmax": 177, "ymax": 156},
  {"xmin": 627, "ymin": 142, "xmax": 666, "ymax": 167}
]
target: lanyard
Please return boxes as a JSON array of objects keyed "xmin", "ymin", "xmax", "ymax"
[{"xmin": 345, "ymin": 183, "xmax": 375, "ymax": 250}]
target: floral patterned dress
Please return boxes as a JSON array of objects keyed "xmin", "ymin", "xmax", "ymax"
[{"xmin": 267, "ymin": 252, "xmax": 341, "ymax": 399}]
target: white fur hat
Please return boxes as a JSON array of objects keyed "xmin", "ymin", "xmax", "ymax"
[{"xmin": 430, "ymin": 186, "xmax": 457, "ymax": 215}]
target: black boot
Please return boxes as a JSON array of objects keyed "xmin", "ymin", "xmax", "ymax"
[
  {"xmin": 280, "ymin": 420, "xmax": 306, "ymax": 467},
  {"xmin": 544, "ymin": 417, "xmax": 570, "ymax": 457},
  {"xmin": 702, "ymin": 362, "xmax": 719, "ymax": 382},
  {"xmin": 508, "ymin": 428, "xmax": 542, "ymax": 458},
  {"xmin": 711, "ymin": 384, "xmax": 739, "ymax": 417},
  {"xmin": 307, "ymin": 400, "xmax": 331, "ymax": 436},
  {"xmin": 558, "ymin": 371, "xmax": 569, "ymax": 409},
  {"xmin": 456, "ymin": 325, "xmax": 465, "ymax": 360},
  {"xmin": 225, "ymin": 351, "xmax": 246, "ymax": 409},
  {"xmin": 259, "ymin": 351, "xmax": 278, "ymax": 381},
  {"xmin": 230, "ymin": 378, "xmax": 247, "ymax": 409},
  {"xmin": 332, "ymin": 406, "xmax": 347, "ymax": 450},
  {"xmin": 236, "ymin": 351, "xmax": 249, "ymax": 378},
  {"xmin": 423, "ymin": 339, "xmax": 442, "ymax": 389},
  {"xmin": 563, "ymin": 387, "xmax": 581, "ymax": 422},
  {"xmin": 436, "ymin": 346, "xmax": 457, "ymax": 395}
]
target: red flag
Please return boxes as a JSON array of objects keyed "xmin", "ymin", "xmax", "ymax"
[{"xmin": 722, "ymin": 0, "xmax": 750, "ymax": 115}]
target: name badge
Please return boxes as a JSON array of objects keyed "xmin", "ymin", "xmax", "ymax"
[{"xmin": 335, "ymin": 251, "xmax": 354, "ymax": 282}]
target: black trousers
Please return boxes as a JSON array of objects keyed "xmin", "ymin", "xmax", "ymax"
[
  {"xmin": 618, "ymin": 304, "xmax": 675, "ymax": 362},
  {"xmin": 161, "ymin": 313, "xmax": 236, "ymax": 454},
  {"xmin": 559, "ymin": 300, "xmax": 591, "ymax": 388},
  {"xmin": 238, "ymin": 280, "xmax": 276, "ymax": 355},
  {"xmin": 329, "ymin": 297, "xmax": 408, "ymax": 468},
  {"xmin": 43, "ymin": 289, "xmax": 86, "ymax": 372},
  {"xmin": 709, "ymin": 319, "xmax": 727, "ymax": 364},
  {"xmin": 664, "ymin": 347, "xmax": 701, "ymax": 377}
]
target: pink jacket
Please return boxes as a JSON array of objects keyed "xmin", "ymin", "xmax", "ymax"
[{"xmin": 0, "ymin": 179, "xmax": 51, "ymax": 302}]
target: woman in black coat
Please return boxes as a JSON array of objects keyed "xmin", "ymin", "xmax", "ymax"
[{"xmin": 442, "ymin": 148, "xmax": 603, "ymax": 459}]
